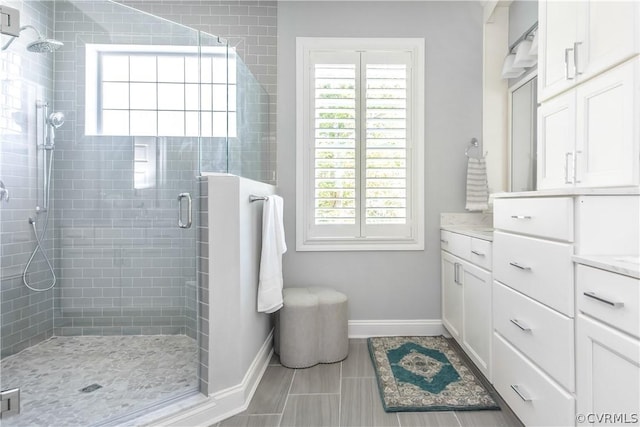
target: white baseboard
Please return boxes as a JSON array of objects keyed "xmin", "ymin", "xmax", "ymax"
[
  {"xmin": 348, "ymin": 319, "xmax": 445, "ymax": 338},
  {"xmin": 148, "ymin": 330, "xmax": 273, "ymax": 427}
]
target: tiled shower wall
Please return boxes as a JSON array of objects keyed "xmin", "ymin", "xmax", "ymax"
[
  {"xmin": 0, "ymin": 0, "xmax": 56, "ymax": 358},
  {"xmin": 196, "ymin": 177, "xmax": 210, "ymax": 394},
  {"xmin": 51, "ymin": 0, "xmax": 199, "ymax": 337},
  {"xmin": 118, "ymin": 0, "xmax": 278, "ymax": 184}
]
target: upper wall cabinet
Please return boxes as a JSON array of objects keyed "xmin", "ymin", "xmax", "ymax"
[
  {"xmin": 537, "ymin": 0, "xmax": 640, "ymax": 190},
  {"xmin": 538, "ymin": 1, "xmax": 640, "ymax": 102}
]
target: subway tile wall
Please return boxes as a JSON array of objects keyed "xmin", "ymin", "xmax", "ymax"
[
  {"xmin": 0, "ymin": 0, "xmax": 56, "ymax": 358},
  {"xmin": 197, "ymin": 177, "xmax": 209, "ymax": 395},
  {"xmin": 118, "ymin": 0, "xmax": 277, "ymax": 184},
  {"xmin": 50, "ymin": 0, "xmax": 200, "ymax": 337}
]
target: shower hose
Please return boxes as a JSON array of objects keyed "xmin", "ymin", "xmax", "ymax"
[{"xmin": 22, "ymin": 147, "xmax": 56, "ymax": 292}]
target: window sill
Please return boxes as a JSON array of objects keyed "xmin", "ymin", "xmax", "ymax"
[{"xmin": 296, "ymin": 238, "xmax": 424, "ymax": 252}]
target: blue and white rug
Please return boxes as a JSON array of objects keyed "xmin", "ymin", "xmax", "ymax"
[{"xmin": 368, "ymin": 336, "xmax": 499, "ymax": 412}]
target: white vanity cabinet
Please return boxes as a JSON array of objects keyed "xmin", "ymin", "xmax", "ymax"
[
  {"xmin": 492, "ymin": 197, "xmax": 576, "ymax": 426},
  {"xmin": 537, "ymin": 0, "xmax": 640, "ymax": 190},
  {"xmin": 441, "ymin": 230, "xmax": 492, "ymax": 380},
  {"xmin": 576, "ymin": 265, "xmax": 640, "ymax": 427},
  {"xmin": 492, "ymin": 193, "xmax": 639, "ymax": 426}
]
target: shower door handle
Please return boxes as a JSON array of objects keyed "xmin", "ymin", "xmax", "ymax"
[{"xmin": 178, "ymin": 193, "xmax": 192, "ymax": 229}]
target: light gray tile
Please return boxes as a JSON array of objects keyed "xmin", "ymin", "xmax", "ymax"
[
  {"xmin": 280, "ymin": 394, "xmax": 339, "ymax": 427},
  {"xmin": 218, "ymin": 414, "xmax": 281, "ymax": 427},
  {"xmin": 397, "ymin": 411, "xmax": 460, "ymax": 427},
  {"xmin": 341, "ymin": 378, "xmax": 399, "ymax": 427},
  {"xmin": 289, "ymin": 363, "xmax": 340, "ymax": 394},
  {"xmin": 245, "ymin": 365, "xmax": 294, "ymax": 414},
  {"xmin": 456, "ymin": 410, "xmax": 522, "ymax": 427},
  {"xmin": 342, "ymin": 340, "xmax": 375, "ymax": 378}
]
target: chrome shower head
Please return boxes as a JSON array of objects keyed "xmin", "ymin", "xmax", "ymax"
[
  {"xmin": 1, "ymin": 25, "xmax": 63, "ymax": 52},
  {"xmin": 47, "ymin": 112, "xmax": 65, "ymax": 129},
  {"xmin": 27, "ymin": 38, "xmax": 63, "ymax": 53}
]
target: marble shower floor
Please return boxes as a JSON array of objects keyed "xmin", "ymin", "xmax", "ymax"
[{"xmin": 0, "ymin": 335, "xmax": 199, "ymax": 427}]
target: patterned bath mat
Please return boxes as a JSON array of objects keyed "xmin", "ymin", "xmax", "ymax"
[{"xmin": 368, "ymin": 336, "xmax": 500, "ymax": 412}]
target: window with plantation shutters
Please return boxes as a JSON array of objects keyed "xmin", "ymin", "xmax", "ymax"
[{"xmin": 296, "ymin": 38, "xmax": 425, "ymax": 251}]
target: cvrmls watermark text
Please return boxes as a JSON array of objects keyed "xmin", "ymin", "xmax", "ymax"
[{"xmin": 576, "ymin": 413, "xmax": 639, "ymax": 424}]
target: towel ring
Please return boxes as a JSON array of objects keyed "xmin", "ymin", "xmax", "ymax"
[{"xmin": 465, "ymin": 138, "xmax": 479, "ymax": 158}]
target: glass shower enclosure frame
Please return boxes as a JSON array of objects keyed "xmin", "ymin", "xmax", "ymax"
[{"xmin": 0, "ymin": 1, "xmax": 247, "ymax": 425}]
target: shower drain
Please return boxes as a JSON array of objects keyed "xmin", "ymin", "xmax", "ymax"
[{"xmin": 80, "ymin": 384, "xmax": 102, "ymax": 393}]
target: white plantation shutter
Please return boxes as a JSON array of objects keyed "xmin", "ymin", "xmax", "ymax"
[{"xmin": 297, "ymin": 39, "xmax": 424, "ymax": 251}]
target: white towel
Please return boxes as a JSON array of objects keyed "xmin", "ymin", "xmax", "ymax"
[
  {"xmin": 465, "ymin": 157, "xmax": 489, "ymax": 212},
  {"xmin": 257, "ymin": 195, "xmax": 287, "ymax": 313}
]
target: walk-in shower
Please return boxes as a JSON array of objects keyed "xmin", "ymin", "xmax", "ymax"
[{"xmin": 0, "ymin": 0, "xmax": 270, "ymax": 425}]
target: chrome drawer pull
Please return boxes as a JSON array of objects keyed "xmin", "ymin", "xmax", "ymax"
[
  {"xmin": 510, "ymin": 318, "xmax": 532, "ymax": 332},
  {"xmin": 583, "ymin": 292, "xmax": 624, "ymax": 308},
  {"xmin": 564, "ymin": 47, "xmax": 575, "ymax": 80},
  {"xmin": 510, "ymin": 384, "xmax": 532, "ymax": 402},
  {"xmin": 440, "ymin": 239, "xmax": 448, "ymax": 244},
  {"xmin": 471, "ymin": 250, "xmax": 485, "ymax": 257},
  {"xmin": 509, "ymin": 262, "xmax": 531, "ymax": 271},
  {"xmin": 510, "ymin": 215, "xmax": 532, "ymax": 220},
  {"xmin": 454, "ymin": 263, "xmax": 461, "ymax": 285}
]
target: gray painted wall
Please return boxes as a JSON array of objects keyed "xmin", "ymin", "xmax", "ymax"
[
  {"xmin": 277, "ymin": 1, "xmax": 483, "ymax": 321},
  {"xmin": 508, "ymin": 0, "xmax": 538, "ymax": 47}
]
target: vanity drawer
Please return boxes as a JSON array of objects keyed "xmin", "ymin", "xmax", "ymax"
[
  {"xmin": 494, "ymin": 281, "xmax": 575, "ymax": 391},
  {"xmin": 440, "ymin": 230, "xmax": 470, "ymax": 261},
  {"xmin": 493, "ymin": 333, "xmax": 575, "ymax": 427},
  {"xmin": 470, "ymin": 237, "xmax": 492, "ymax": 270},
  {"xmin": 494, "ymin": 197, "xmax": 574, "ymax": 242},
  {"xmin": 493, "ymin": 231, "xmax": 574, "ymax": 316},
  {"xmin": 577, "ymin": 265, "xmax": 639, "ymax": 338}
]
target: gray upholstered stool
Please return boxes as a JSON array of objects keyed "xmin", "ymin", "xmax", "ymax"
[{"xmin": 274, "ymin": 287, "xmax": 348, "ymax": 369}]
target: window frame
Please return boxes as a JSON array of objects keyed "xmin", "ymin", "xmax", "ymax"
[
  {"xmin": 85, "ymin": 43, "xmax": 236, "ymax": 138},
  {"xmin": 296, "ymin": 37, "xmax": 425, "ymax": 251}
]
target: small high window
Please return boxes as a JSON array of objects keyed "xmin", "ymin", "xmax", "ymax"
[{"xmin": 85, "ymin": 44, "xmax": 236, "ymax": 137}]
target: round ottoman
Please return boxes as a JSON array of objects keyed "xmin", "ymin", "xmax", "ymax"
[{"xmin": 275, "ymin": 287, "xmax": 348, "ymax": 368}]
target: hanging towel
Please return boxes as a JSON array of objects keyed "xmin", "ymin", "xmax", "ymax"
[
  {"xmin": 257, "ymin": 195, "xmax": 287, "ymax": 313},
  {"xmin": 465, "ymin": 157, "xmax": 489, "ymax": 211}
]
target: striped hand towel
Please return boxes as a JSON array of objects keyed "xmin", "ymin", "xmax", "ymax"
[{"xmin": 465, "ymin": 157, "xmax": 489, "ymax": 211}]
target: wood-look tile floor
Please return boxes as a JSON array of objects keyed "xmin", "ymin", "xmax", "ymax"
[{"xmin": 212, "ymin": 339, "xmax": 524, "ymax": 427}]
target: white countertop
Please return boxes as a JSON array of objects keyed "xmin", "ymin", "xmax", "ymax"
[
  {"xmin": 441, "ymin": 226, "xmax": 494, "ymax": 242},
  {"xmin": 573, "ymin": 255, "xmax": 640, "ymax": 279},
  {"xmin": 491, "ymin": 187, "xmax": 640, "ymax": 199}
]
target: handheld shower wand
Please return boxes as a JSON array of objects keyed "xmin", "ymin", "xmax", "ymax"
[{"xmin": 46, "ymin": 111, "xmax": 65, "ymax": 149}]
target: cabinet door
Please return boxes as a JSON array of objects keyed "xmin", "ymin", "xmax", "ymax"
[
  {"xmin": 577, "ymin": 314, "xmax": 640, "ymax": 426},
  {"xmin": 538, "ymin": 91, "xmax": 576, "ymax": 189},
  {"xmin": 539, "ymin": 1, "xmax": 581, "ymax": 101},
  {"xmin": 577, "ymin": 1, "xmax": 640, "ymax": 81},
  {"xmin": 462, "ymin": 261, "xmax": 492, "ymax": 381},
  {"xmin": 441, "ymin": 251, "xmax": 463, "ymax": 342},
  {"xmin": 575, "ymin": 58, "xmax": 639, "ymax": 188}
]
